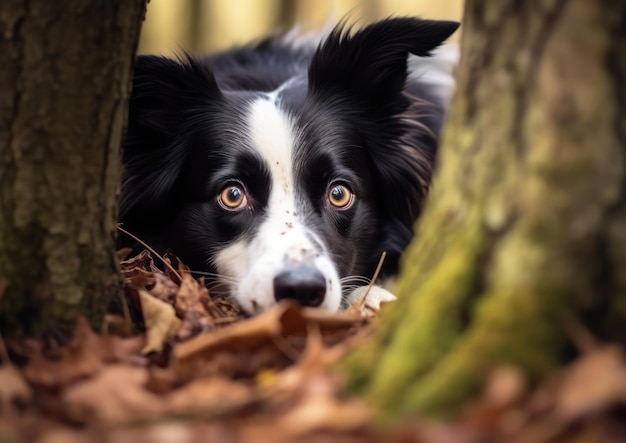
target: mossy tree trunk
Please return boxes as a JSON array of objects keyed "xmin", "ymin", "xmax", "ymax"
[
  {"xmin": 0, "ymin": 1, "xmax": 146, "ymax": 335},
  {"xmin": 344, "ymin": 0, "xmax": 626, "ymax": 418}
]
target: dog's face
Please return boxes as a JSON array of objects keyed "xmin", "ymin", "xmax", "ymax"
[
  {"xmin": 177, "ymin": 94, "xmax": 381, "ymax": 313},
  {"xmin": 120, "ymin": 18, "xmax": 458, "ymax": 314}
]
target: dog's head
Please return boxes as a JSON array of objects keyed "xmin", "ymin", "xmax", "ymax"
[{"xmin": 120, "ymin": 18, "xmax": 458, "ymax": 314}]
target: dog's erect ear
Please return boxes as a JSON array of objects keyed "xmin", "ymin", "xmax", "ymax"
[
  {"xmin": 128, "ymin": 55, "xmax": 222, "ymax": 141},
  {"xmin": 308, "ymin": 18, "xmax": 459, "ymax": 110},
  {"xmin": 121, "ymin": 55, "xmax": 222, "ymax": 220}
]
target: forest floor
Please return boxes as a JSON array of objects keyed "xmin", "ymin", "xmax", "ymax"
[{"xmin": 2, "ymin": 250, "xmax": 626, "ymax": 443}]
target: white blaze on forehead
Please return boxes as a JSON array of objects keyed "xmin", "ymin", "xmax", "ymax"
[
  {"xmin": 213, "ymin": 96, "xmax": 342, "ymax": 314},
  {"xmin": 247, "ymin": 97, "xmax": 296, "ymax": 198}
]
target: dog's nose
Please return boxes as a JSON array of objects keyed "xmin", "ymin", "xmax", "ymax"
[{"xmin": 273, "ymin": 268, "xmax": 326, "ymax": 307}]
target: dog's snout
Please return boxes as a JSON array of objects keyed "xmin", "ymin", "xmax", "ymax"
[{"xmin": 273, "ymin": 268, "xmax": 326, "ymax": 307}]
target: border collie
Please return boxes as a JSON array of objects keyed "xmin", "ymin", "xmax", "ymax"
[{"xmin": 120, "ymin": 17, "xmax": 459, "ymax": 314}]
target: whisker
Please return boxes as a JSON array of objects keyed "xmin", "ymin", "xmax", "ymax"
[
  {"xmin": 116, "ymin": 224, "xmax": 182, "ymax": 282},
  {"xmin": 340, "ymin": 285, "xmax": 362, "ymax": 294},
  {"xmin": 340, "ymin": 275, "xmax": 372, "ymax": 285},
  {"xmin": 186, "ymin": 269, "xmax": 238, "ymax": 282},
  {"xmin": 340, "ymin": 274, "xmax": 371, "ymax": 281},
  {"xmin": 207, "ymin": 282, "xmax": 234, "ymax": 292}
]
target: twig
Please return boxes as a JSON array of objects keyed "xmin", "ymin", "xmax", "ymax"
[
  {"xmin": 116, "ymin": 224, "xmax": 182, "ymax": 282},
  {"xmin": 356, "ymin": 251, "xmax": 387, "ymax": 308}
]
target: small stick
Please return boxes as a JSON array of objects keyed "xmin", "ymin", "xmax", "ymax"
[
  {"xmin": 357, "ymin": 251, "xmax": 387, "ymax": 308},
  {"xmin": 116, "ymin": 224, "xmax": 183, "ymax": 282}
]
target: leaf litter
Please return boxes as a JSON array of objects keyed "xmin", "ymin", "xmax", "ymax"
[{"xmin": 1, "ymin": 250, "xmax": 626, "ymax": 443}]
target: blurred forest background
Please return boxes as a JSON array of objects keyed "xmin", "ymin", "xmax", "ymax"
[{"xmin": 139, "ymin": 0, "xmax": 464, "ymax": 55}]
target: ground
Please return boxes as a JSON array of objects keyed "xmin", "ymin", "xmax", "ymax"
[{"xmin": 1, "ymin": 249, "xmax": 626, "ymax": 443}]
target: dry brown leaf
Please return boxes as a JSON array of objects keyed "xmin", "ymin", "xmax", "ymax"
[
  {"xmin": 175, "ymin": 309, "xmax": 205, "ymax": 342},
  {"xmin": 102, "ymin": 314, "xmax": 133, "ymax": 337},
  {"xmin": 0, "ymin": 365, "xmax": 31, "ymax": 414},
  {"xmin": 256, "ymin": 321, "xmax": 353, "ymax": 426},
  {"xmin": 345, "ymin": 285, "xmax": 397, "ymax": 317},
  {"xmin": 278, "ymin": 397, "xmax": 372, "ymax": 436},
  {"xmin": 165, "ymin": 376, "xmax": 253, "ymax": 415},
  {"xmin": 174, "ymin": 302, "xmax": 361, "ymax": 363},
  {"xmin": 62, "ymin": 364, "xmax": 164, "ymax": 424},
  {"xmin": 555, "ymin": 346, "xmax": 626, "ymax": 420},
  {"xmin": 123, "ymin": 267, "xmax": 154, "ymax": 289},
  {"xmin": 148, "ymin": 272, "xmax": 180, "ymax": 302},
  {"xmin": 139, "ymin": 289, "xmax": 182, "ymax": 354},
  {"xmin": 298, "ymin": 307, "xmax": 362, "ymax": 332},
  {"xmin": 97, "ymin": 335, "xmax": 147, "ymax": 365},
  {"xmin": 120, "ymin": 251, "xmax": 157, "ymax": 287},
  {"xmin": 173, "ymin": 302, "xmax": 299, "ymax": 361},
  {"xmin": 22, "ymin": 316, "xmax": 103, "ymax": 388},
  {"xmin": 120, "ymin": 249, "xmax": 156, "ymax": 272},
  {"xmin": 482, "ymin": 366, "xmax": 526, "ymax": 409},
  {"xmin": 175, "ymin": 272, "xmax": 208, "ymax": 316}
]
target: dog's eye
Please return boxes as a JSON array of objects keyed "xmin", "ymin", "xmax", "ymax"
[
  {"xmin": 219, "ymin": 184, "xmax": 247, "ymax": 210},
  {"xmin": 327, "ymin": 183, "xmax": 354, "ymax": 209}
]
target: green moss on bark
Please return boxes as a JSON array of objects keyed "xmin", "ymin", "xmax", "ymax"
[{"xmin": 342, "ymin": 0, "xmax": 626, "ymax": 420}]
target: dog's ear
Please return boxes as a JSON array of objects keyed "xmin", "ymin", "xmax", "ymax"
[
  {"xmin": 308, "ymin": 17, "xmax": 459, "ymax": 111},
  {"xmin": 128, "ymin": 54, "xmax": 222, "ymax": 143},
  {"xmin": 121, "ymin": 55, "xmax": 222, "ymax": 220},
  {"xmin": 309, "ymin": 18, "xmax": 458, "ymax": 252}
]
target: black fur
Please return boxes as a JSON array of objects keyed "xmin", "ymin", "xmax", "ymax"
[{"xmin": 120, "ymin": 17, "xmax": 459, "ymax": 312}]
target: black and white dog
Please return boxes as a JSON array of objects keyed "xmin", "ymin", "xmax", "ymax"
[{"xmin": 120, "ymin": 17, "xmax": 459, "ymax": 314}]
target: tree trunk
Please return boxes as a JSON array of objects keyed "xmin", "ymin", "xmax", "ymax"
[
  {"xmin": 0, "ymin": 1, "xmax": 146, "ymax": 335},
  {"xmin": 343, "ymin": 0, "xmax": 626, "ymax": 419}
]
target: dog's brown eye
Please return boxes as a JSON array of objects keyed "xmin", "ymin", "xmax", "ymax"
[
  {"xmin": 328, "ymin": 183, "xmax": 353, "ymax": 209},
  {"xmin": 219, "ymin": 184, "xmax": 247, "ymax": 210}
]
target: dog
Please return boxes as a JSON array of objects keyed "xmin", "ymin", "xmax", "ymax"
[{"xmin": 119, "ymin": 17, "xmax": 459, "ymax": 314}]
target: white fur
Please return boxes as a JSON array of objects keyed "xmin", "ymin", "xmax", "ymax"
[
  {"xmin": 408, "ymin": 44, "xmax": 459, "ymax": 107},
  {"xmin": 214, "ymin": 96, "xmax": 342, "ymax": 314}
]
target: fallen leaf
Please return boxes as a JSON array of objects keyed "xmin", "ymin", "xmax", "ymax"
[
  {"xmin": 173, "ymin": 302, "xmax": 299, "ymax": 361},
  {"xmin": 173, "ymin": 302, "xmax": 361, "ymax": 362},
  {"xmin": 277, "ymin": 397, "xmax": 372, "ymax": 435},
  {"xmin": 175, "ymin": 309, "xmax": 205, "ymax": 342},
  {"xmin": 0, "ymin": 365, "xmax": 31, "ymax": 414},
  {"xmin": 102, "ymin": 314, "xmax": 133, "ymax": 337},
  {"xmin": 22, "ymin": 316, "xmax": 103, "ymax": 388},
  {"xmin": 120, "ymin": 249, "xmax": 156, "ymax": 272},
  {"xmin": 62, "ymin": 364, "xmax": 164, "ymax": 424},
  {"xmin": 483, "ymin": 366, "xmax": 527, "ymax": 408},
  {"xmin": 165, "ymin": 376, "xmax": 253, "ymax": 416},
  {"xmin": 148, "ymin": 272, "xmax": 180, "ymax": 302},
  {"xmin": 174, "ymin": 272, "xmax": 208, "ymax": 317},
  {"xmin": 346, "ymin": 285, "xmax": 397, "ymax": 317},
  {"xmin": 298, "ymin": 308, "xmax": 363, "ymax": 332},
  {"xmin": 139, "ymin": 289, "xmax": 182, "ymax": 354},
  {"xmin": 97, "ymin": 335, "xmax": 147, "ymax": 365},
  {"xmin": 555, "ymin": 346, "xmax": 626, "ymax": 420}
]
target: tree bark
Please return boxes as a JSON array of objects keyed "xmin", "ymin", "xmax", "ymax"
[
  {"xmin": 0, "ymin": 1, "xmax": 146, "ymax": 334},
  {"xmin": 343, "ymin": 0, "xmax": 626, "ymax": 419}
]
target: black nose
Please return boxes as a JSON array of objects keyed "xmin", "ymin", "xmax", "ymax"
[{"xmin": 273, "ymin": 268, "xmax": 326, "ymax": 307}]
